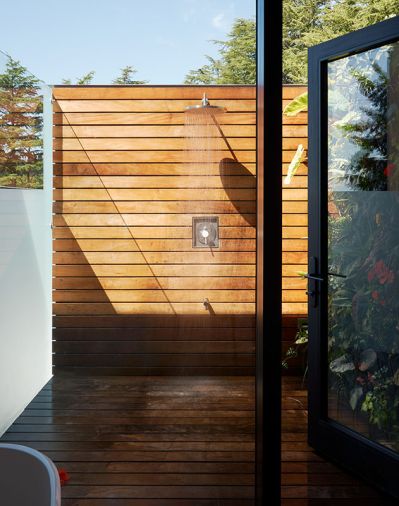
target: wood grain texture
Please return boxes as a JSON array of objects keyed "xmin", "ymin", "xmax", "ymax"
[
  {"xmin": 52, "ymin": 86, "xmax": 257, "ymax": 374},
  {"xmin": 1, "ymin": 373, "xmax": 390, "ymax": 505},
  {"xmin": 0, "ymin": 375, "xmax": 255, "ymax": 503}
]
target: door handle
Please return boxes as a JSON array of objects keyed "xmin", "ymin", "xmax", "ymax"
[
  {"xmin": 328, "ymin": 271, "xmax": 347, "ymax": 278},
  {"xmin": 304, "ymin": 273, "xmax": 324, "ymax": 282},
  {"xmin": 307, "ymin": 257, "xmax": 322, "ymax": 308}
]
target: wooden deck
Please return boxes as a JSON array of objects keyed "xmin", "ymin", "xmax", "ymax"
[
  {"xmin": 1, "ymin": 375, "xmax": 255, "ymax": 505},
  {"xmin": 0, "ymin": 374, "xmax": 396, "ymax": 505}
]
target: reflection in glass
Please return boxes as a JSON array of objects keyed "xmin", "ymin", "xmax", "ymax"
[
  {"xmin": 0, "ymin": 50, "xmax": 44, "ymax": 189},
  {"xmin": 328, "ymin": 43, "xmax": 399, "ymax": 451}
]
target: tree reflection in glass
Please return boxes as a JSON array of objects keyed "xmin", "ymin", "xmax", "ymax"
[{"xmin": 327, "ymin": 43, "xmax": 399, "ymax": 451}]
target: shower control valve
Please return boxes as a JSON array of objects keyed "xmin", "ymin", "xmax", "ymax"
[{"xmin": 192, "ymin": 217, "xmax": 219, "ymax": 248}]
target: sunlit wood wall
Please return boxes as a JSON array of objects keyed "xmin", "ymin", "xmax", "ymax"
[
  {"xmin": 282, "ymin": 85, "xmax": 308, "ymax": 373},
  {"xmin": 52, "ymin": 85, "xmax": 307, "ymax": 375}
]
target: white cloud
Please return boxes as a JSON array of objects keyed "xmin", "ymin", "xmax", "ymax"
[{"xmin": 212, "ymin": 12, "xmax": 226, "ymax": 29}]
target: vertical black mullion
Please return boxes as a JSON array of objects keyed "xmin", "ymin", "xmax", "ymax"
[
  {"xmin": 319, "ymin": 60, "xmax": 329, "ymax": 421},
  {"xmin": 256, "ymin": 0, "xmax": 282, "ymax": 505},
  {"xmin": 307, "ymin": 43, "xmax": 323, "ymax": 440}
]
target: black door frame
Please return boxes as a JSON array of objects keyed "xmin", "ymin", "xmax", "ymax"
[
  {"xmin": 256, "ymin": 1, "xmax": 282, "ymax": 505},
  {"xmin": 308, "ymin": 16, "xmax": 399, "ymax": 499}
]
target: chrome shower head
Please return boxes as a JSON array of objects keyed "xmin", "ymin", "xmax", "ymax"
[{"xmin": 185, "ymin": 93, "xmax": 225, "ymax": 111}]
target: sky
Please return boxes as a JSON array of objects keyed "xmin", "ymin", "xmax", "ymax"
[{"xmin": 0, "ymin": 0, "xmax": 255, "ymax": 85}]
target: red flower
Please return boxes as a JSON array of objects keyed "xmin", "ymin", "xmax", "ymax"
[
  {"xmin": 58, "ymin": 469, "xmax": 70, "ymax": 486},
  {"xmin": 367, "ymin": 260, "xmax": 395, "ymax": 285},
  {"xmin": 371, "ymin": 290, "xmax": 379, "ymax": 300},
  {"xmin": 384, "ymin": 163, "xmax": 395, "ymax": 177}
]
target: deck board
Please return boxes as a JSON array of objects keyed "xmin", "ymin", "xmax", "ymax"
[
  {"xmin": 1, "ymin": 375, "xmax": 397, "ymax": 504},
  {"xmin": 1, "ymin": 375, "xmax": 255, "ymax": 505}
]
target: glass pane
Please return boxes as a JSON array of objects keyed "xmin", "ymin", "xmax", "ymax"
[
  {"xmin": 327, "ymin": 43, "xmax": 399, "ymax": 451},
  {"xmin": 0, "ymin": 50, "xmax": 46, "ymax": 189}
]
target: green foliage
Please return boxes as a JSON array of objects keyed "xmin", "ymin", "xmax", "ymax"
[
  {"xmin": 62, "ymin": 71, "xmax": 95, "ymax": 85},
  {"xmin": 184, "ymin": 18, "xmax": 256, "ymax": 85},
  {"xmin": 77, "ymin": 71, "xmax": 96, "ymax": 85},
  {"xmin": 282, "ymin": 320, "xmax": 308, "ymax": 371},
  {"xmin": 112, "ymin": 66, "xmax": 148, "ymax": 85},
  {"xmin": 62, "ymin": 67, "xmax": 148, "ymax": 85},
  {"xmin": 185, "ymin": 57, "xmax": 221, "ymax": 85},
  {"xmin": 361, "ymin": 368, "xmax": 399, "ymax": 431},
  {"xmin": 325, "ymin": 45, "xmax": 399, "ymax": 446},
  {"xmin": 283, "ymin": 0, "xmax": 399, "ymax": 83},
  {"xmin": 283, "ymin": 93, "xmax": 308, "ymax": 185},
  {"xmin": 328, "ymin": 191, "xmax": 399, "ymax": 445},
  {"xmin": 283, "ymin": 0, "xmax": 326, "ymax": 83},
  {"xmin": 284, "ymin": 144, "xmax": 306, "ymax": 185},
  {"xmin": 283, "ymin": 92, "xmax": 308, "ymax": 116},
  {"xmin": 339, "ymin": 61, "xmax": 388, "ymax": 191},
  {"xmin": 0, "ymin": 57, "xmax": 43, "ymax": 188}
]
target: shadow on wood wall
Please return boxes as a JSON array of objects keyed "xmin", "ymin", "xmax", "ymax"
[{"xmin": 52, "ymin": 86, "xmax": 258, "ymax": 375}]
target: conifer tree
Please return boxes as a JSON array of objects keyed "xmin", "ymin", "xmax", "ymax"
[
  {"xmin": 112, "ymin": 66, "xmax": 148, "ymax": 85},
  {"xmin": 0, "ymin": 57, "xmax": 43, "ymax": 188},
  {"xmin": 185, "ymin": 18, "xmax": 256, "ymax": 84}
]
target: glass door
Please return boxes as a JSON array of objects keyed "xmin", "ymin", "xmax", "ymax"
[{"xmin": 308, "ymin": 16, "xmax": 399, "ymax": 498}]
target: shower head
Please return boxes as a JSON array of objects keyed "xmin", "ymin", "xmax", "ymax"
[{"xmin": 185, "ymin": 93, "xmax": 226, "ymax": 111}]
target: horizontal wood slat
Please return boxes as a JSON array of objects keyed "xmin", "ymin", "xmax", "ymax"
[
  {"xmin": 53, "ymin": 201, "xmax": 257, "ymax": 214},
  {"xmin": 53, "ymin": 238, "xmax": 257, "ymax": 252},
  {"xmin": 53, "ymin": 277, "xmax": 257, "ymax": 290},
  {"xmin": 53, "ymin": 137, "xmax": 259, "ymax": 151},
  {"xmin": 53, "ymin": 264, "xmax": 256, "ymax": 277},
  {"xmin": 53, "ymin": 162, "xmax": 258, "ymax": 176},
  {"xmin": 53, "ymin": 314, "xmax": 256, "ymax": 328},
  {"xmin": 54, "ymin": 99, "xmax": 256, "ymax": 113},
  {"xmin": 53, "ymin": 112, "xmax": 257, "ymax": 126},
  {"xmin": 53, "ymin": 150, "xmax": 257, "ymax": 164},
  {"xmin": 53, "ymin": 124, "xmax": 306, "ymax": 138},
  {"xmin": 53, "ymin": 214, "xmax": 255, "ymax": 227},
  {"xmin": 52, "ymin": 86, "xmax": 257, "ymax": 100},
  {"xmin": 52, "ymin": 251, "xmax": 259, "ymax": 264},
  {"xmin": 53, "ymin": 175, "xmax": 257, "ymax": 189}
]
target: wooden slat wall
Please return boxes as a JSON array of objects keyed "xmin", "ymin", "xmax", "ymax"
[
  {"xmin": 281, "ymin": 85, "xmax": 308, "ymax": 374},
  {"xmin": 52, "ymin": 85, "xmax": 308, "ymax": 375},
  {"xmin": 282, "ymin": 85, "xmax": 308, "ymax": 316},
  {"xmin": 52, "ymin": 86, "xmax": 256, "ymax": 375}
]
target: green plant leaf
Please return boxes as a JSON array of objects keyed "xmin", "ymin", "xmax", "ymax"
[
  {"xmin": 284, "ymin": 144, "xmax": 305, "ymax": 185},
  {"xmin": 349, "ymin": 386, "xmax": 363, "ymax": 410},
  {"xmin": 283, "ymin": 92, "xmax": 308, "ymax": 116},
  {"xmin": 330, "ymin": 354, "xmax": 355, "ymax": 373}
]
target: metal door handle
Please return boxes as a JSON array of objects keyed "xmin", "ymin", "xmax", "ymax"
[
  {"xmin": 304, "ymin": 273, "xmax": 324, "ymax": 282},
  {"xmin": 328, "ymin": 271, "xmax": 347, "ymax": 278}
]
